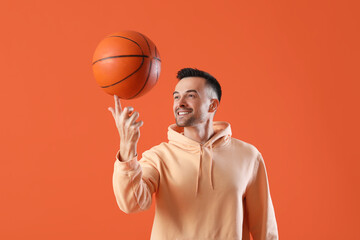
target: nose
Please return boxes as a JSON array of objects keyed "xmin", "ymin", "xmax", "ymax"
[{"xmin": 175, "ymin": 95, "xmax": 187, "ymax": 109}]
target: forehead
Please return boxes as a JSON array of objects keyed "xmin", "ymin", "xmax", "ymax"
[{"xmin": 174, "ymin": 77, "xmax": 207, "ymax": 93}]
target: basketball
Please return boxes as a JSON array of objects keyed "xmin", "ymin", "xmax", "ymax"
[{"xmin": 92, "ymin": 31, "xmax": 161, "ymax": 99}]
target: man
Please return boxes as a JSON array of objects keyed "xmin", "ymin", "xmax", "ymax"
[{"xmin": 108, "ymin": 68, "xmax": 279, "ymax": 240}]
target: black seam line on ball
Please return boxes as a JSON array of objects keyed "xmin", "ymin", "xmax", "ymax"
[
  {"xmin": 107, "ymin": 35, "xmax": 144, "ymax": 55},
  {"xmin": 139, "ymin": 33, "xmax": 151, "ymax": 55},
  {"xmin": 127, "ymin": 33, "xmax": 153, "ymax": 99},
  {"xmin": 93, "ymin": 34, "xmax": 146, "ymax": 65},
  {"xmin": 100, "ymin": 56, "xmax": 145, "ymax": 88},
  {"xmin": 92, "ymin": 55, "xmax": 148, "ymax": 65},
  {"xmin": 129, "ymin": 58, "xmax": 152, "ymax": 99}
]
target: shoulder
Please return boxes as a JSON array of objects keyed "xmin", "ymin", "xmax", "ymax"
[
  {"xmin": 141, "ymin": 142, "xmax": 171, "ymax": 160},
  {"xmin": 229, "ymin": 137, "xmax": 262, "ymax": 161},
  {"xmin": 139, "ymin": 142, "xmax": 174, "ymax": 171},
  {"xmin": 229, "ymin": 138, "xmax": 266, "ymax": 182}
]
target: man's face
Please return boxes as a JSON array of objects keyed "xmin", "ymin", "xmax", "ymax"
[{"xmin": 173, "ymin": 77, "xmax": 213, "ymax": 127}]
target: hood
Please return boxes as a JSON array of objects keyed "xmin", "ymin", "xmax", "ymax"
[{"xmin": 167, "ymin": 121, "xmax": 232, "ymax": 196}]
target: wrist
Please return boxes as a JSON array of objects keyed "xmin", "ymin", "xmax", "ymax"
[{"xmin": 119, "ymin": 143, "xmax": 137, "ymax": 162}]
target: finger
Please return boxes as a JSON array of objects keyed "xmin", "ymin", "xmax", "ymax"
[
  {"xmin": 117, "ymin": 96, "xmax": 122, "ymax": 113},
  {"xmin": 127, "ymin": 106, "xmax": 134, "ymax": 114},
  {"xmin": 108, "ymin": 107, "xmax": 115, "ymax": 118},
  {"xmin": 127, "ymin": 111, "xmax": 139, "ymax": 126},
  {"xmin": 133, "ymin": 120, "xmax": 144, "ymax": 128},
  {"xmin": 114, "ymin": 95, "xmax": 122, "ymax": 115},
  {"xmin": 114, "ymin": 95, "xmax": 119, "ymax": 115},
  {"xmin": 120, "ymin": 106, "xmax": 131, "ymax": 122},
  {"xmin": 121, "ymin": 106, "xmax": 134, "ymax": 118},
  {"xmin": 121, "ymin": 106, "xmax": 136, "ymax": 127}
]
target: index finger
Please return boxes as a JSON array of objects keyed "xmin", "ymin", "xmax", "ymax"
[{"xmin": 114, "ymin": 95, "xmax": 122, "ymax": 115}]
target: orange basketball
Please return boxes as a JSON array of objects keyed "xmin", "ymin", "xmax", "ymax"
[{"xmin": 92, "ymin": 31, "xmax": 161, "ymax": 99}]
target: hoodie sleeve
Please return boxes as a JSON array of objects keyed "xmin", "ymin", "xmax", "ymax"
[
  {"xmin": 112, "ymin": 150, "xmax": 160, "ymax": 214},
  {"xmin": 245, "ymin": 153, "xmax": 279, "ymax": 240}
]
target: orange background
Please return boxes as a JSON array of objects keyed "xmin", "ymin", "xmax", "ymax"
[{"xmin": 1, "ymin": 0, "xmax": 359, "ymax": 239}]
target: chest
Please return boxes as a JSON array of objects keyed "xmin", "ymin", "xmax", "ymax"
[{"xmin": 157, "ymin": 147, "xmax": 254, "ymax": 197}]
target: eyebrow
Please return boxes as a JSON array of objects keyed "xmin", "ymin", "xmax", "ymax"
[{"xmin": 172, "ymin": 90, "xmax": 199, "ymax": 95}]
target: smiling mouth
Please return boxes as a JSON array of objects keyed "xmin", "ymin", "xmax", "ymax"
[
  {"xmin": 177, "ymin": 110, "xmax": 192, "ymax": 116},
  {"xmin": 178, "ymin": 112, "xmax": 190, "ymax": 116}
]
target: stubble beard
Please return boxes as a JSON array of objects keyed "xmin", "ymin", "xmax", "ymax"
[{"xmin": 175, "ymin": 115, "xmax": 196, "ymax": 127}]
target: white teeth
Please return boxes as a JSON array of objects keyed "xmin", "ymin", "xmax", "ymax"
[{"xmin": 178, "ymin": 112, "xmax": 190, "ymax": 115}]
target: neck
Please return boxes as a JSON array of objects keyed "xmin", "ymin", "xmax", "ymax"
[{"xmin": 183, "ymin": 119, "xmax": 214, "ymax": 144}]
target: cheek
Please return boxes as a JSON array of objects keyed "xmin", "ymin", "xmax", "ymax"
[{"xmin": 200, "ymin": 102, "xmax": 210, "ymax": 113}]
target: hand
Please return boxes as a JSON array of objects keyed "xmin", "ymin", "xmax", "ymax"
[{"xmin": 108, "ymin": 95, "xmax": 143, "ymax": 161}]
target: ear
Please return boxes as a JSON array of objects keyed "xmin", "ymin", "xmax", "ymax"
[{"xmin": 208, "ymin": 99, "xmax": 220, "ymax": 113}]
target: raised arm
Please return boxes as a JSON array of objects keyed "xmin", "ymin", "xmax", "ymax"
[
  {"xmin": 108, "ymin": 95, "xmax": 159, "ymax": 213},
  {"xmin": 108, "ymin": 94, "xmax": 142, "ymax": 162}
]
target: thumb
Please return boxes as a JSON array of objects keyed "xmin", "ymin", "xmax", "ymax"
[{"xmin": 108, "ymin": 107, "xmax": 115, "ymax": 118}]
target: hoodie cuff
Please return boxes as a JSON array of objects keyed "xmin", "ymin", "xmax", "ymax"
[{"xmin": 114, "ymin": 150, "xmax": 139, "ymax": 171}]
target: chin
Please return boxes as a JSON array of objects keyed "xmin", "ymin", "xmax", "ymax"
[
  {"xmin": 175, "ymin": 118, "xmax": 185, "ymax": 127},
  {"xmin": 175, "ymin": 118, "xmax": 195, "ymax": 127},
  {"xmin": 176, "ymin": 123, "xmax": 190, "ymax": 127},
  {"xmin": 175, "ymin": 120, "xmax": 185, "ymax": 127}
]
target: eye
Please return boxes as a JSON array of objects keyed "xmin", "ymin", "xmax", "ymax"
[
  {"xmin": 174, "ymin": 95, "xmax": 179, "ymax": 100},
  {"xmin": 188, "ymin": 94, "xmax": 194, "ymax": 98}
]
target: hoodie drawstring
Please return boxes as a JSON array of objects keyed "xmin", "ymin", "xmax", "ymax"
[
  {"xmin": 195, "ymin": 144, "xmax": 214, "ymax": 196},
  {"xmin": 167, "ymin": 122, "xmax": 232, "ymax": 197},
  {"xmin": 195, "ymin": 146, "xmax": 202, "ymax": 195},
  {"xmin": 209, "ymin": 144, "xmax": 214, "ymax": 190}
]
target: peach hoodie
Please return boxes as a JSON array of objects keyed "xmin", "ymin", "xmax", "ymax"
[{"xmin": 112, "ymin": 122, "xmax": 278, "ymax": 240}]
